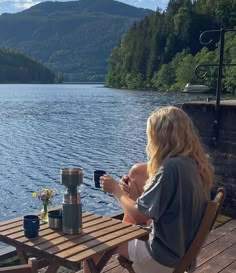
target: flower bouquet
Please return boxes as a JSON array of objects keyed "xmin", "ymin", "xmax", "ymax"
[{"xmin": 32, "ymin": 188, "xmax": 56, "ymax": 222}]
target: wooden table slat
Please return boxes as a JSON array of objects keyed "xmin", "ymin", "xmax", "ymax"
[
  {"xmin": 0, "ymin": 212, "xmax": 105, "ymax": 241},
  {"xmin": 22, "ymin": 217, "xmax": 113, "ymax": 247},
  {"xmin": 68, "ymin": 228, "xmax": 147, "ymax": 263},
  {"xmin": 45, "ymin": 221, "xmax": 134, "ymax": 255},
  {"xmin": 0, "ymin": 222, "xmax": 49, "ymax": 237},
  {"xmin": 0, "ymin": 210, "xmax": 94, "ymax": 230},
  {"xmin": 0, "ymin": 220, "xmax": 24, "ymax": 231},
  {"xmin": 0, "ymin": 206, "xmax": 64, "ymax": 227},
  {"xmin": 31, "ymin": 218, "xmax": 120, "ymax": 251},
  {"xmin": 0, "ymin": 216, "xmax": 115, "ymax": 249},
  {"xmin": 56, "ymin": 225, "xmax": 143, "ymax": 260}
]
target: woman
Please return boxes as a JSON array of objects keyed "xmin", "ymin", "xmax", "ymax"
[{"xmin": 99, "ymin": 106, "xmax": 213, "ymax": 273}]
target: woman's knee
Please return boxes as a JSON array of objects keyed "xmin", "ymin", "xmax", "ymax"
[
  {"xmin": 128, "ymin": 163, "xmax": 148, "ymax": 198},
  {"xmin": 117, "ymin": 242, "xmax": 129, "ymax": 260}
]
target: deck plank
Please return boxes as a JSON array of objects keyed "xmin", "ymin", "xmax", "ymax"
[
  {"xmin": 220, "ymin": 261, "xmax": 236, "ymax": 273},
  {"xmin": 197, "ymin": 229, "xmax": 236, "ymax": 266},
  {"xmin": 195, "ymin": 243, "xmax": 236, "ymax": 273},
  {"xmin": 204, "ymin": 220, "xmax": 236, "ymax": 246},
  {"xmin": 192, "ymin": 219, "xmax": 236, "ymax": 273}
]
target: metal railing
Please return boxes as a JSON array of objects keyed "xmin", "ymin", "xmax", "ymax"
[{"xmin": 194, "ymin": 28, "xmax": 236, "ymax": 146}]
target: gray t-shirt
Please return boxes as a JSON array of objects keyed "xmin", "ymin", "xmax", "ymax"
[{"xmin": 136, "ymin": 156, "xmax": 208, "ymax": 268}]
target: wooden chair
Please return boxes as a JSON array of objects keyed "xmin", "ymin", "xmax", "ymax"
[
  {"xmin": 0, "ymin": 257, "xmax": 38, "ymax": 273},
  {"xmin": 173, "ymin": 187, "xmax": 225, "ymax": 273},
  {"xmin": 118, "ymin": 187, "xmax": 226, "ymax": 273}
]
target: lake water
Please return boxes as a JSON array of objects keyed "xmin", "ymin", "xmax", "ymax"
[{"xmin": 0, "ymin": 84, "xmax": 209, "ymax": 220}]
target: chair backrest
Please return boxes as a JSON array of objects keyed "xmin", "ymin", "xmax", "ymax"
[
  {"xmin": 0, "ymin": 257, "xmax": 38, "ymax": 273},
  {"xmin": 173, "ymin": 187, "xmax": 226, "ymax": 273}
]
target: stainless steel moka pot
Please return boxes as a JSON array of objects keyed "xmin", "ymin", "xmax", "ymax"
[{"xmin": 60, "ymin": 167, "xmax": 83, "ymax": 234}]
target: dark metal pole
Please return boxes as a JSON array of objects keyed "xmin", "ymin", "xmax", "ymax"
[
  {"xmin": 212, "ymin": 29, "xmax": 225, "ymax": 145},
  {"xmin": 215, "ymin": 28, "xmax": 224, "ymax": 112},
  {"xmin": 195, "ymin": 28, "xmax": 236, "ymax": 146}
]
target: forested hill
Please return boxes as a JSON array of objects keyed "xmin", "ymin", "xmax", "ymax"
[
  {"xmin": 0, "ymin": 0, "xmax": 152, "ymax": 82},
  {"xmin": 105, "ymin": 0, "xmax": 236, "ymax": 92},
  {"xmin": 0, "ymin": 48, "xmax": 55, "ymax": 83}
]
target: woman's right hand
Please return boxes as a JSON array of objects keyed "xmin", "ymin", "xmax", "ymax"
[
  {"xmin": 119, "ymin": 175, "xmax": 130, "ymax": 195},
  {"xmin": 100, "ymin": 174, "xmax": 118, "ymax": 194}
]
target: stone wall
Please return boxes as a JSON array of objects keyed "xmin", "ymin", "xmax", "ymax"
[{"xmin": 180, "ymin": 100, "xmax": 236, "ymax": 218}]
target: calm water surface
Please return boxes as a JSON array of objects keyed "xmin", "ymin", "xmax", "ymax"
[{"xmin": 0, "ymin": 84, "xmax": 209, "ymax": 220}]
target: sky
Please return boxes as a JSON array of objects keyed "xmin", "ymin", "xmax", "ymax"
[{"xmin": 0, "ymin": 0, "xmax": 169, "ymax": 15}]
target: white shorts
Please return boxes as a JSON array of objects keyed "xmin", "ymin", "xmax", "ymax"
[{"xmin": 128, "ymin": 239, "xmax": 174, "ymax": 273}]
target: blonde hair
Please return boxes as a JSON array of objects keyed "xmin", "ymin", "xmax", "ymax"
[{"xmin": 146, "ymin": 106, "xmax": 213, "ymax": 191}]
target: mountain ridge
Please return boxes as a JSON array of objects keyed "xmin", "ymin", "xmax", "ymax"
[
  {"xmin": 17, "ymin": 0, "xmax": 151, "ymax": 17},
  {"xmin": 0, "ymin": 0, "xmax": 152, "ymax": 81}
]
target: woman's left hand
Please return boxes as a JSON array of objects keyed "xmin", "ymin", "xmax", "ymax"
[
  {"xmin": 100, "ymin": 174, "xmax": 118, "ymax": 194},
  {"xmin": 119, "ymin": 175, "xmax": 130, "ymax": 195}
]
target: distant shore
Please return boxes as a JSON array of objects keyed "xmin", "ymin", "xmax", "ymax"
[{"xmin": 62, "ymin": 82, "xmax": 104, "ymax": 84}]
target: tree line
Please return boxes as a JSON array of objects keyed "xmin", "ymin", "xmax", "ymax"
[
  {"xmin": 105, "ymin": 0, "xmax": 236, "ymax": 93},
  {"xmin": 0, "ymin": 48, "xmax": 55, "ymax": 83}
]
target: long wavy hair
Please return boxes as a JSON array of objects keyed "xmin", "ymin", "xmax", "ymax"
[{"xmin": 146, "ymin": 106, "xmax": 213, "ymax": 191}]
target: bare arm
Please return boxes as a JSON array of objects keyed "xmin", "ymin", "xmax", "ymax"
[{"xmin": 101, "ymin": 175, "xmax": 149, "ymax": 224}]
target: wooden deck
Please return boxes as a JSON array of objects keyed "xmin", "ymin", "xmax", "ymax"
[
  {"xmin": 195, "ymin": 218, "xmax": 236, "ymax": 273},
  {"xmin": 84, "ymin": 217, "xmax": 236, "ymax": 273}
]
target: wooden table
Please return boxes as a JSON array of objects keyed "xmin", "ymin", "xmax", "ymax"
[{"xmin": 0, "ymin": 211, "xmax": 148, "ymax": 273}]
